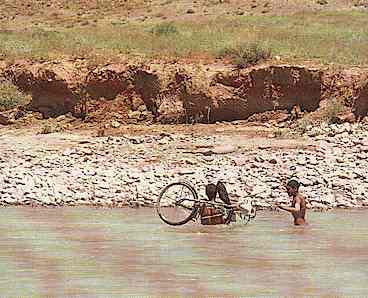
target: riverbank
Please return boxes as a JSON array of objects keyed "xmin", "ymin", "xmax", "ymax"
[{"xmin": 1, "ymin": 121, "xmax": 367, "ymax": 209}]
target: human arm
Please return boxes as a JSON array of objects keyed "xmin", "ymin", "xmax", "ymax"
[{"xmin": 277, "ymin": 198, "xmax": 301, "ymax": 213}]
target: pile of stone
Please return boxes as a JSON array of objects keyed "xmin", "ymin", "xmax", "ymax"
[{"xmin": 0, "ymin": 123, "xmax": 367, "ymax": 210}]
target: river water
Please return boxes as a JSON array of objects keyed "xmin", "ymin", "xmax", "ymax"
[{"xmin": 0, "ymin": 207, "xmax": 367, "ymax": 297}]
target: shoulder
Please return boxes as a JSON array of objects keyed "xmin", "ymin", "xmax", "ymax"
[{"xmin": 296, "ymin": 193, "xmax": 306, "ymax": 202}]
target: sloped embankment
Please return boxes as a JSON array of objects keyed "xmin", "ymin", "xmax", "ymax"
[
  {"xmin": 1, "ymin": 60, "xmax": 367, "ymax": 124},
  {"xmin": 355, "ymin": 81, "xmax": 368, "ymax": 117}
]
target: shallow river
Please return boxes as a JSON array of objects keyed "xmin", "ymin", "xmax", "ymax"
[{"xmin": 0, "ymin": 207, "xmax": 367, "ymax": 297}]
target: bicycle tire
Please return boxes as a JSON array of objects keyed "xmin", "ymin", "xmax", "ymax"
[{"xmin": 156, "ymin": 182, "xmax": 199, "ymax": 226}]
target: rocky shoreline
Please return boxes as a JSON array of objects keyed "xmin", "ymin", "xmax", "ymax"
[{"xmin": 0, "ymin": 122, "xmax": 367, "ymax": 210}]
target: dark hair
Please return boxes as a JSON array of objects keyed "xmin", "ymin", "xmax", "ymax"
[
  {"xmin": 287, "ymin": 179, "xmax": 300, "ymax": 190},
  {"xmin": 205, "ymin": 183, "xmax": 217, "ymax": 201}
]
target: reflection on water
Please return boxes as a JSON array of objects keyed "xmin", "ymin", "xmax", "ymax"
[{"xmin": 0, "ymin": 207, "xmax": 367, "ymax": 297}]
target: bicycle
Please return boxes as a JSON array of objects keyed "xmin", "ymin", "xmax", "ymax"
[{"xmin": 156, "ymin": 180, "xmax": 256, "ymax": 226}]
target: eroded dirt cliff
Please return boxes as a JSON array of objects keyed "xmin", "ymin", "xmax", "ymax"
[{"xmin": 1, "ymin": 59, "xmax": 367, "ymax": 125}]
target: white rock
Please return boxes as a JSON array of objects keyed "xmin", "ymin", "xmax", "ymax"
[{"xmin": 212, "ymin": 145, "xmax": 237, "ymax": 154}]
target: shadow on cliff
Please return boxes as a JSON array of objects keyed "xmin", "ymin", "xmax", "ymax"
[{"xmin": 2, "ymin": 60, "xmax": 367, "ymax": 124}]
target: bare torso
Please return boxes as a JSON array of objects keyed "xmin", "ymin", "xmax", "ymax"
[
  {"xmin": 291, "ymin": 194, "xmax": 307, "ymax": 225},
  {"xmin": 200, "ymin": 204, "xmax": 225, "ymax": 225}
]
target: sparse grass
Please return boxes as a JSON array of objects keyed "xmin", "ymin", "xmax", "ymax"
[
  {"xmin": 272, "ymin": 128, "xmax": 286, "ymax": 138},
  {"xmin": 322, "ymin": 98, "xmax": 345, "ymax": 123},
  {"xmin": 38, "ymin": 122, "xmax": 65, "ymax": 134},
  {"xmin": 316, "ymin": 0, "xmax": 329, "ymax": 5},
  {"xmin": 39, "ymin": 123, "xmax": 53, "ymax": 134},
  {"xmin": 161, "ymin": 0, "xmax": 175, "ymax": 5},
  {"xmin": 0, "ymin": 79, "xmax": 31, "ymax": 111},
  {"xmin": 1, "ymin": 11, "xmax": 368, "ymax": 66},
  {"xmin": 97, "ymin": 127, "xmax": 106, "ymax": 137},
  {"xmin": 150, "ymin": 22, "xmax": 178, "ymax": 35},
  {"xmin": 218, "ymin": 42, "xmax": 272, "ymax": 68},
  {"xmin": 296, "ymin": 115, "xmax": 313, "ymax": 135},
  {"xmin": 353, "ymin": 0, "xmax": 368, "ymax": 7}
]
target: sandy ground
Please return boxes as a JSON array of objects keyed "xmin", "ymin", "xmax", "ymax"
[{"xmin": 0, "ymin": 123, "xmax": 314, "ymax": 152}]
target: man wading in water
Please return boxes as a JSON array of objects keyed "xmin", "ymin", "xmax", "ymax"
[
  {"xmin": 200, "ymin": 182, "xmax": 234, "ymax": 225},
  {"xmin": 200, "ymin": 184, "xmax": 225, "ymax": 225},
  {"xmin": 277, "ymin": 180, "xmax": 307, "ymax": 226}
]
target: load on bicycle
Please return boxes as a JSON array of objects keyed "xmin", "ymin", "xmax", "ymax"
[{"xmin": 156, "ymin": 180, "xmax": 257, "ymax": 226}]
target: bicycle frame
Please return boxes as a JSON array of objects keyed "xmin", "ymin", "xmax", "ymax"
[
  {"xmin": 176, "ymin": 197, "xmax": 254, "ymax": 223},
  {"xmin": 156, "ymin": 180, "xmax": 256, "ymax": 226}
]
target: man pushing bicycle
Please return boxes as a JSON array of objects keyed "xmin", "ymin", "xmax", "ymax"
[
  {"xmin": 156, "ymin": 179, "xmax": 256, "ymax": 226},
  {"xmin": 200, "ymin": 181, "xmax": 235, "ymax": 225}
]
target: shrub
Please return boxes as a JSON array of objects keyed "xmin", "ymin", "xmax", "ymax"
[
  {"xmin": 38, "ymin": 123, "xmax": 65, "ymax": 134},
  {"xmin": 218, "ymin": 42, "xmax": 272, "ymax": 68},
  {"xmin": 322, "ymin": 98, "xmax": 345, "ymax": 123},
  {"xmin": 353, "ymin": 0, "xmax": 368, "ymax": 7},
  {"xmin": 296, "ymin": 116, "xmax": 312, "ymax": 135},
  {"xmin": 316, "ymin": 0, "xmax": 328, "ymax": 5},
  {"xmin": 150, "ymin": 22, "xmax": 178, "ymax": 35},
  {"xmin": 273, "ymin": 128, "xmax": 287, "ymax": 138},
  {"xmin": 0, "ymin": 79, "xmax": 31, "ymax": 111},
  {"xmin": 39, "ymin": 123, "xmax": 53, "ymax": 134},
  {"xmin": 97, "ymin": 127, "xmax": 106, "ymax": 137}
]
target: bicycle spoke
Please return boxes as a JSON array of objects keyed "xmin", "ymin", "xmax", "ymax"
[{"xmin": 157, "ymin": 182, "xmax": 198, "ymax": 225}]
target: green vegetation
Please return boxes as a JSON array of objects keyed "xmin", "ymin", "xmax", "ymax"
[
  {"xmin": 316, "ymin": 0, "xmax": 329, "ymax": 5},
  {"xmin": 322, "ymin": 98, "xmax": 345, "ymax": 123},
  {"xmin": 150, "ymin": 22, "xmax": 178, "ymax": 35},
  {"xmin": 296, "ymin": 116, "xmax": 313, "ymax": 135},
  {"xmin": 353, "ymin": 0, "xmax": 368, "ymax": 7},
  {"xmin": 0, "ymin": 11, "xmax": 368, "ymax": 65},
  {"xmin": 272, "ymin": 127, "xmax": 289, "ymax": 138},
  {"xmin": 39, "ymin": 123, "xmax": 53, "ymax": 134},
  {"xmin": 218, "ymin": 42, "xmax": 272, "ymax": 68},
  {"xmin": 38, "ymin": 122, "xmax": 65, "ymax": 134},
  {"xmin": 0, "ymin": 79, "xmax": 31, "ymax": 111}
]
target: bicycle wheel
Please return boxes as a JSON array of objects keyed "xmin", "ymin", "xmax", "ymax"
[{"xmin": 156, "ymin": 182, "xmax": 199, "ymax": 226}]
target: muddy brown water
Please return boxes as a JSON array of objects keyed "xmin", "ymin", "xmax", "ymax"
[{"xmin": 0, "ymin": 207, "xmax": 367, "ymax": 297}]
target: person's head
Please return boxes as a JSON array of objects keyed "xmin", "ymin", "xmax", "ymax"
[
  {"xmin": 286, "ymin": 179, "xmax": 300, "ymax": 197},
  {"xmin": 205, "ymin": 183, "xmax": 217, "ymax": 201}
]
